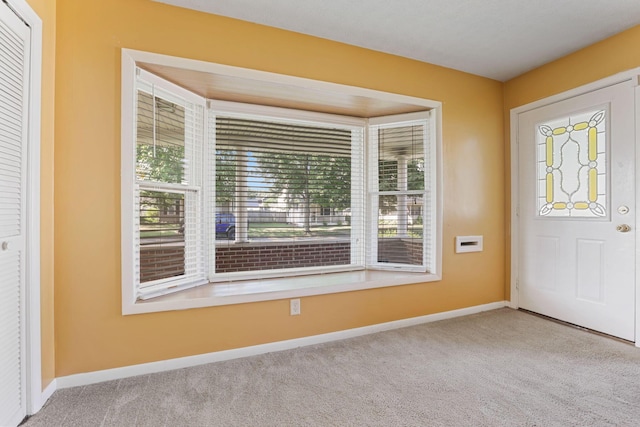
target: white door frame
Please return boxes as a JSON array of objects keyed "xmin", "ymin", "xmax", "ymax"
[
  {"xmin": 510, "ymin": 69, "xmax": 640, "ymax": 347},
  {"xmin": 4, "ymin": 0, "xmax": 46, "ymax": 415}
]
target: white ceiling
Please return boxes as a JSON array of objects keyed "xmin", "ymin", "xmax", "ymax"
[{"xmin": 155, "ymin": 0, "xmax": 640, "ymax": 81}]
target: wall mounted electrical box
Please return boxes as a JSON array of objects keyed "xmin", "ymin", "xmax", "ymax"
[{"xmin": 455, "ymin": 236, "xmax": 483, "ymax": 253}]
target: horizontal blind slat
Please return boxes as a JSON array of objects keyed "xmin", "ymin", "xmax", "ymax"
[{"xmin": 213, "ymin": 114, "xmax": 362, "ymax": 276}]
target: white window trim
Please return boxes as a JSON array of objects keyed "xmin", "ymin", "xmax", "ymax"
[
  {"xmin": 367, "ymin": 112, "xmax": 434, "ymax": 273},
  {"xmin": 207, "ymin": 100, "xmax": 367, "ymax": 283},
  {"xmin": 121, "ymin": 57, "xmax": 209, "ymax": 307},
  {"xmin": 134, "ymin": 70, "xmax": 208, "ymax": 300},
  {"xmin": 121, "ymin": 49, "xmax": 443, "ymax": 315},
  {"xmin": 128, "ymin": 270, "xmax": 442, "ymax": 314}
]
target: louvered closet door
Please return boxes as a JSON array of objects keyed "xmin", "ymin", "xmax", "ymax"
[{"xmin": 0, "ymin": 2, "xmax": 30, "ymax": 426}]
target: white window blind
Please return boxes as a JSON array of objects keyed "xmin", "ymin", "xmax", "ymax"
[
  {"xmin": 133, "ymin": 71, "xmax": 206, "ymax": 299},
  {"xmin": 209, "ymin": 113, "xmax": 365, "ymax": 281},
  {"xmin": 368, "ymin": 113, "xmax": 431, "ymax": 272}
]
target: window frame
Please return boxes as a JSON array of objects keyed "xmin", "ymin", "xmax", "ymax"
[
  {"xmin": 134, "ymin": 74, "xmax": 208, "ymax": 300},
  {"xmin": 121, "ymin": 49, "xmax": 443, "ymax": 315},
  {"xmin": 121, "ymin": 66, "xmax": 208, "ymax": 306},
  {"xmin": 367, "ymin": 112, "xmax": 434, "ymax": 273},
  {"xmin": 207, "ymin": 100, "xmax": 367, "ymax": 282}
]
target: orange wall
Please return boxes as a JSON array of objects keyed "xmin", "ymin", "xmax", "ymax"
[
  {"xmin": 53, "ymin": 0, "xmax": 505, "ymax": 376},
  {"xmin": 25, "ymin": 0, "xmax": 56, "ymax": 390},
  {"xmin": 503, "ymin": 24, "xmax": 640, "ymax": 299},
  {"xmin": 505, "ymin": 24, "xmax": 640, "ymax": 110}
]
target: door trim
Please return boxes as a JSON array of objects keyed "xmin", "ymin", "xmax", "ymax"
[
  {"xmin": 510, "ymin": 68, "xmax": 640, "ymax": 347},
  {"xmin": 5, "ymin": 0, "xmax": 45, "ymax": 415}
]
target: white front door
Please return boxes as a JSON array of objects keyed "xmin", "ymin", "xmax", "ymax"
[
  {"xmin": 517, "ymin": 79, "xmax": 636, "ymax": 341},
  {"xmin": 0, "ymin": 2, "xmax": 30, "ymax": 426}
]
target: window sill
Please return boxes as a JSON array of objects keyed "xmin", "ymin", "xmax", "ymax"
[{"xmin": 124, "ymin": 270, "xmax": 441, "ymax": 315}]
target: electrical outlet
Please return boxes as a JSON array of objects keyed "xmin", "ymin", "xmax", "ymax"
[{"xmin": 290, "ymin": 298, "xmax": 301, "ymax": 316}]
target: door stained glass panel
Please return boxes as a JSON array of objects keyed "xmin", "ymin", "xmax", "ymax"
[{"xmin": 536, "ymin": 108, "xmax": 607, "ymax": 218}]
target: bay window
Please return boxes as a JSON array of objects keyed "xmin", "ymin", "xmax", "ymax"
[{"xmin": 121, "ymin": 52, "xmax": 441, "ymax": 313}]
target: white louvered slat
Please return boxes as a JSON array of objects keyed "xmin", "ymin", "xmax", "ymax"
[
  {"xmin": 0, "ymin": 2, "xmax": 29, "ymax": 426},
  {"xmin": 0, "ymin": 252, "xmax": 21, "ymax": 424},
  {"xmin": 0, "ymin": 18, "xmax": 23, "ymax": 240}
]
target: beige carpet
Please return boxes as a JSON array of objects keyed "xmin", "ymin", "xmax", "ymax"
[{"xmin": 23, "ymin": 308, "xmax": 640, "ymax": 426}]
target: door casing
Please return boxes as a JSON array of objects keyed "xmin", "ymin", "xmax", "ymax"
[{"xmin": 510, "ymin": 69, "xmax": 640, "ymax": 347}]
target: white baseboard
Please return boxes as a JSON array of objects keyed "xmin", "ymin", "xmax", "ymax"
[
  {"xmin": 41, "ymin": 379, "xmax": 56, "ymax": 405},
  {"xmin": 28, "ymin": 378, "xmax": 57, "ymax": 415},
  {"xmin": 57, "ymin": 301, "xmax": 507, "ymax": 389}
]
